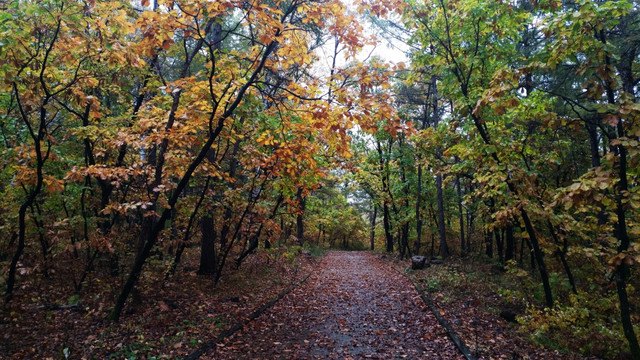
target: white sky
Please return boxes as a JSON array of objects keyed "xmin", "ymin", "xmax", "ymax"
[{"xmin": 313, "ymin": 2, "xmax": 410, "ymax": 78}]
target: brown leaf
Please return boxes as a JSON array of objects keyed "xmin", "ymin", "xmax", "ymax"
[
  {"xmin": 603, "ymin": 114, "xmax": 619, "ymax": 127},
  {"xmin": 158, "ymin": 301, "xmax": 170, "ymax": 312}
]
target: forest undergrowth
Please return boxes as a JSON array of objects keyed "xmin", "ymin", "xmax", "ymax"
[
  {"xmin": 0, "ymin": 245, "xmax": 317, "ymax": 359},
  {"xmin": 394, "ymin": 254, "xmax": 628, "ymax": 360}
]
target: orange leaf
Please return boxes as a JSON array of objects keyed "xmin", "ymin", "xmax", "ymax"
[{"xmin": 162, "ymin": 39, "xmax": 174, "ymax": 50}]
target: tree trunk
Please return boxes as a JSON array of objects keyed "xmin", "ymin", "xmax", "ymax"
[
  {"xmin": 400, "ymin": 153, "xmax": 411, "ymax": 259},
  {"xmin": 296, "ymin": 187, "xmax": 305, "ymax": 246},
  {"xmin": 400, "ymin": 223, "xmax": 410, "ymax": 259},
  {"xmin": 430, "ymin": 73, "xmax": 448, "ymax": 259},
  {"xmin": 236, "ymin": 195, "xmax": 283, "ymax": 268},
  {"xmin": 611, "ymin": 23, "xmax": 640, "ymax": 353},
  {"xmin": 519, "ymin": 236, "xmax": 525, "ymax": 266},
  {"xmin": 370, "ymin": 206, "xmax": 377, "ymax": 251},
  {"xmin": 383, "ymin": 204, "xmax": 393, "ymax": 253},
  {"xmin": 436, "ymin": 174, "xmax": 448, "ymax": 258},
  {"xmin": 456, "ymin": 175, "xmax": 465, "ymax": 255},
  {"xmin": 466, "ymin": 207, "xmax": 473, "ymax": 253},
  {"xmin": 377, "ymin": 140, "xmax": 394, "ymax": 253},
  {"xmin": 496, "ymin": 229, "xmax": 504, "ymax": 264},
  {"xmin": 485, "ymin": 229, "xmax": 493, "ymax": 258},
  {"xmin": 169, "ymin": 177, "xmax": 210, "ymax": 277},
  {"xmin": 6, "ymin": 85, "xmax": 49, "ymax": 302},
  {"xmin": 198, "ymin": 215, "xmax": 216, "ymax": 275},
  {"xmin": 611, "ymin": 134, "xmax": 638, "ymax": 355},
  {"xmin": 430, "ymin": 232, "xmax": 435, "ymax": 259},
  {"xmin": 110, "ymin": 33, "xmax": 280, "ymax": 321},
  {"xmin": 505, "ymin": 224, "xmax": 514, "ymax": 262},
  {"xmin": 415, "ymin": 164, "xmax": 423, "ymax": 254}
]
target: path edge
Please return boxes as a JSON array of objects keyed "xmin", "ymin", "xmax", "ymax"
[
  {"xmin": 183, "ymin": 270, "xmax": 315, "ymax": 360},
  {"xmin": 396, "ymin": 266, "xmax": 476, "ymax": 360}
]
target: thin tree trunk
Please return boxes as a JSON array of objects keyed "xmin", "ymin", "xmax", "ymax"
[
  {"xmin": 519, "ymin": 236, "xmax": 525, "ymax": 267},
  {"xmin": 609, "ymin": 21, "xmax": 640, "ymax": 354},
  {"xmin": 466, "ymin": 206, "xmax": 473, "ymax": 253},
  {"xmin": 456, "ymin": 175, "xmax": 465, "ymax": 255},
  {"xmin": 370, "ymin": 206, "xmax": 377, "ymax": 251},
  {"xmin": 415, "ymin": 164, "xmax": 423, "ymax": 254},
  {"xmin": 436, "ymin": 174, "xmax": 448, "ymax": 258},
  {"xmin": 400, "ymin": 151, "xmax": 411, "ymax": 259},
  {"xmin": 431, "ymin": 74, "xmax": 448, "ymax": 259},
  {"xmin": 109, "ymin": 34, "xmax": 281, "ymax": 321},
  {"xmin": 430, "ymin": 232, "xmax": 435, "ymax": 259},
  {"xmin": 382, "ymin": 204, "xmax": 393, "ymax": 253},
  {"xmin": 496, "ymin": 229, "xmax": 504, "ymax": 264},
  {"xmin": 296, "ymin": 187, "xmax": 305, "ymax": 246},
  {"xmin": 6, "ymin": 65, "xmax": 53, "ymax": 301},
  {"xmin": 547, "ymin": 220, "xmax": 577, "ymax": 294},
  {"xmin": 377, "ymin": 140, "xmax": 394, "ymax": 253},
  {"xmin": 505, "ymin": 224, "xmax": 514, "ymax": 262},
  {"xmin": 485, "ymin": 229, "xmax": 493, "ymax": 258},
  {"xmin": 169, "ymin": 177, "xmax": 210, "ymax": 277},
  {"xmin": 236, "ymin": 195, "xmax": 283, "ymax": 267}
]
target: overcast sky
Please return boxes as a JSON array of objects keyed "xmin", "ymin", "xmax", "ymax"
[{"xmin": 313, "ymin": 3, "xmax": 410, "ymax": 78}]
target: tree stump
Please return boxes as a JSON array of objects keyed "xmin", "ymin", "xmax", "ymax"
[
  {"xmin": 411, "ymin": 256, "xmax": 429, "ymax": 270},
  {"xmin": 500, "ymin": 309, "xmax": 518, "ymax": 323}
]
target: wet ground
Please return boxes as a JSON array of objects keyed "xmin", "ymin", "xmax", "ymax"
[{"xmin": 209, "ymin": 251, "xmax": 463, "ymax": 359}]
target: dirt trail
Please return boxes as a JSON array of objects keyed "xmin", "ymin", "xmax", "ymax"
[{"xmin": 208, "ymin": 251, "xmax": 463, "ymax": 359}]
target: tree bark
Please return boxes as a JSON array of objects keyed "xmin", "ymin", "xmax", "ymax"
[
  {"xmin": 436, "ymin": 173, "xmax": 448, "ymax": 258},
  {"xmin": 370, "ymin": 206, "xmax": 377, "ymax": 251},
  {"xmin": 169, "ymin": 177, "xmax": 210, "ymax": 277},
  {"xmin": 610, "ymin": 19, "xmax": 640, "ymax": 355},
  {"xmin": 456, "ymin": 175, "xmax": 465, "ymax": 255},
  {"xmin": 496, "ymin": 229, "xmax": 504, "ymax": 264},
  {"xmin": 588, "ymin": 18, "xmax": 640, "ymax": 356},
  {"xmin": 377, "ymin": 140, "xmax": 394, "ymax": 253},
  {"xmin": 6, "ymin": 63, "xmax": 54, "ymax": 301},
  {"xmin": 431, "ymin": 74, "xmax": 448, "ymax": 259},
  {"xmin": 485, "ymin": 229, "xmax": 493, "ymax": 258},
  {"xmin": 415, "ymin": 164, "xmax": 423, "ymax": 254},
  {"xmin": 505, "ymin": 224, "xmax": 514, "ymax": 262},
  {"xmin": 198, "ymin": 215, "xmax": 217, "ymax": 275},
  {"xmin": 296, "ymin": 187, "xmax": 305, "ymax": 246}
]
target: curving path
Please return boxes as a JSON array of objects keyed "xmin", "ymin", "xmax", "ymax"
[{"xmin": 208, "ymin": 251, "xmax": 463, "ymax": 359}]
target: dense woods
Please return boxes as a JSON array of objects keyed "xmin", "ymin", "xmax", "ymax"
[{"xmin": 0, "ymin": 0, "xmax": 639, "ymax": 358}]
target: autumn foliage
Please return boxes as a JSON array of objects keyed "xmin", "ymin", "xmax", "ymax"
[{"xmin": 0, "ymin": 0, "xmax": 639, "ymax": 359}]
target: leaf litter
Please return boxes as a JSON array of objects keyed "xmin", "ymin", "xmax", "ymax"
[{"xmin": 210, "ymin": 251, "xmax": 463, "ymax": 359}]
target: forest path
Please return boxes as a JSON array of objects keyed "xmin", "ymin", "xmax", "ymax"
[{"xmin": 208, "ymin": 251, "xmax": 463, "ymax": 359}]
